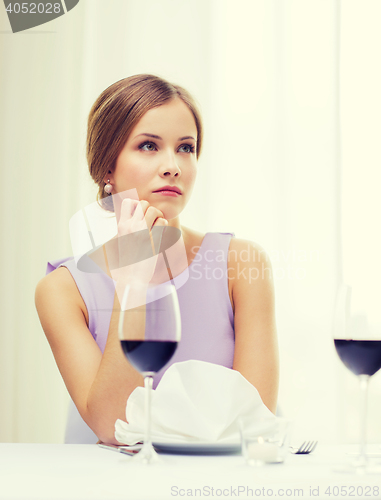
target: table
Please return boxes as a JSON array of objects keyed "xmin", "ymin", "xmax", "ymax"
[{"xmin": 0, "ymin": 444, "xmax": 380, "ymax": 499}]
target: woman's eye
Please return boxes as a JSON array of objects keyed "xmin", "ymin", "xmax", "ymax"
[
  {"xmin": 139, "ymin": 141, "xmax": 156, "ymax": 151},
  {"xmin": 138, "ymin": 141, "xmax": 195, "ymax": 153},
  {"xmin": 179, "ymin": 144, "xmax": 195, "ymax": 153}
]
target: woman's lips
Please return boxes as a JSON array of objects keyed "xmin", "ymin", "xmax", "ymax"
[{"xmin": 153, "ymin": 190, "xmax": 181, "ymax": 197}]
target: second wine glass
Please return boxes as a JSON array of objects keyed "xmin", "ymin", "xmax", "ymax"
[
  {"xmin": 333, "ymin": 284, "xmax": 381, "ymax": 474},
  {"xmin": 118, "ymin": 281, "xmax": 181, "ymax": 464}
]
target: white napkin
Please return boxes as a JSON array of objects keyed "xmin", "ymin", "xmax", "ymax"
[{"xmin": 115, "ymin": 360, "xmax": 276, "ymax": 445}]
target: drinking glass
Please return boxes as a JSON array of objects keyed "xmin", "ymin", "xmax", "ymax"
[
  {"xmin": 239, "ymin": 417, "xmax": 292, "ymax": 466},
  {"xmin": 333, "ymin": 284, "xmax": 381, "ymax": 474},
  {"xmin": 118, "ymin": 282, "xmax": 181, "ymax": 464}
]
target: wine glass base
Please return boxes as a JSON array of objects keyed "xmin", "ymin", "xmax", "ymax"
[{"xmin": 131, "ymin": 443, "xmax": 160, "ymax": 464}]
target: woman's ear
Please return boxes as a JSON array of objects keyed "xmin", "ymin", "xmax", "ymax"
[{"xmin": 103, "ymin": 170, "xmax": 114, "ymax": 184}]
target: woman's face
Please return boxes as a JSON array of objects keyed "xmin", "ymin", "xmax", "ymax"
[{"xmin": 109, "ymin": 98, "xmax": 198, "ymax": 221}]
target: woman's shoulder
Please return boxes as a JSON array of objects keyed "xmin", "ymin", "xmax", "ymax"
[
  {"xmin": 228, "ymin": 238, "xmax": 275, "ymax": 318},
  {"xmin": 36, "ymin": 266, "xmax": 73, "ymax": 291},
  {"xmin": 35, "ymin": 266, "xmax": 85, "ymax": 312},
  {"xmin": 228, "ymin": 237, "xmax": 272, "ymax": 266},
  {"xmin": 35, "ymin": 266, "xmax": 90, "ymax": 329}
]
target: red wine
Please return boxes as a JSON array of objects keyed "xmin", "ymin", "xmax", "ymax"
[
  {"xmin": 120, "ymin": 340, "xmax": 178, "ymax": 373},
  {"xmin": 334, "ymin": 339, "xmax": 381, "ymax": 376}
]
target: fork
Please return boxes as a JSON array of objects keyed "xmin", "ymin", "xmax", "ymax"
[{"xmin": 291, "ymin": 441, "xmax": 318, "ymax": 454}]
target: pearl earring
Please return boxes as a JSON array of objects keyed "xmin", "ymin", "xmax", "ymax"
[{"xmin": 104, "ymin": 180, "xmax": 112, "ymax": 194}]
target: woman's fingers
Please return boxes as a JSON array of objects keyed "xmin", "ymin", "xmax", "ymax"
[
  {"xmin": 145, "ymin": 206, "xmax": 167, "ymax": 229},
  {"xmin": 129, "ymin": 200, "xmax": 166, "ymax": 229},
  {"xmin": 113, "ymin": 200, "xmax": 169, "ymax": 286},
  {"xmin": 155, "ymin": 217, "xmax": 168, "ymax": 226},
  {"xmin": 120, "ymin": 198, "xmax": 139, "ymax": 218},
  {"xmin": 118, "ymin": 198, "xmax": 167, "ymax": 234},
  {"xmin": 131, "ymin": 200, "xmax": 149, "ymax": 221},
  {"xmin": 118, "ymin": 198, "xmax": 138, "ymax": 233}
]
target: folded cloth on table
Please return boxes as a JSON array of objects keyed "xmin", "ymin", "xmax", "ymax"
[{"xmin": 115, "ymin": 360, "xmax": 276, "ymax": 445}]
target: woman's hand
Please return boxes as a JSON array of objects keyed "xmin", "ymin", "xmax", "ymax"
[
  {"xmin": 107, "ymin": 199, "xmax": 168, "ymax": 304},
  {"xmin": 117, "ymin": 198, "xmax": 167, "ymax": 238}
]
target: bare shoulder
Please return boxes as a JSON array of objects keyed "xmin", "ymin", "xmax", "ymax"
[
  {"xmin": 228, "ymin": 237, "xmax": 275, "ymax": 305},
  {"xmin": 228, "ymin": 237, "xmax": 273, "ymax": 271},
  {"xmin": 35, "ymin": 267, "xmax": 78, "ymax": 300},
  {"xmin": 35, "ymin": 267, "xmax": 88, "ymax": 325}
]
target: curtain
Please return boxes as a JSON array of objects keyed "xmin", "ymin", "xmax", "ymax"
[
  {"xmin": 0, "ymin": 0, "xmax": 379, "ymax": 444},
  {"xmin": 208, "ymin": 0, "xmax": 340, "ymax": 444},
  {"xmin": 339, "ymin": 0, "xmax": 381, "ymax": 444}
]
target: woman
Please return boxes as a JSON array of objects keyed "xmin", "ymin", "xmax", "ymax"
[{"xmin": 35, "ymin": 74, "xmax": 279, "ymax": 445}]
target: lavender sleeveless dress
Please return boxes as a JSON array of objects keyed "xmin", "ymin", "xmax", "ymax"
[{"xmin": 47, "ymin": 232, "xmax": 235, "ymax": 443}]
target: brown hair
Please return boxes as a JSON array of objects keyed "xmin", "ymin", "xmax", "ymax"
[{"xmin": 86, "ymin": 74, "xmax": 203, "ymax": 211}]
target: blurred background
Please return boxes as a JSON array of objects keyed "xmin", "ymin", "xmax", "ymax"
[{"xmin": 0, "ymin": 0, "xmax": 380, "ymax": 444}]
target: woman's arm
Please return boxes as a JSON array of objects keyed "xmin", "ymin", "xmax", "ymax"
[
  {"xmin": 229, "ymin": 239, "xmax": 279, "ymax": 414},
  {"xmin": 35, "ymin": 267, "xmax": 144, "ymax": 445},
  {"xmin": 35, "ymin": 200, "xmax": 168, "ymax": 444}
]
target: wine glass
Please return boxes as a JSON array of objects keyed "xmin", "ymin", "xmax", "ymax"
[
  {"xmin": 333, "ymin": 284, "xmax": 381, "ymax": 474},
  {"xmin": 118, "ymin": 281, "xmax": 181, "ymax": 464}
]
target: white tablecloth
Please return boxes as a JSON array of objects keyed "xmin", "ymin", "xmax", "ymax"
[{"xmin": 0, "ymin": 444, "xmax": 380, "ymax": 499}]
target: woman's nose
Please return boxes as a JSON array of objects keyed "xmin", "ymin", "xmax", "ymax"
[{"xmin": 159, "ymin": 152, "xmax": 181, "ymax": 177}]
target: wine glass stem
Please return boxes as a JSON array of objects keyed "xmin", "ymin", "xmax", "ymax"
[
  {"xmin": 358, "ymin": 374, "xmax": 370, "ymax": 465},
  {"xmin": 144, "ymin": 375, "xmax": 153, "ymax": 449}
]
